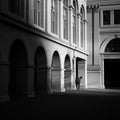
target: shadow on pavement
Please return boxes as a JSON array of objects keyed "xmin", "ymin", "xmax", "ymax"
[{"xmin": 0, "ymin": 90, "xmax": 120, "ymax": 119}]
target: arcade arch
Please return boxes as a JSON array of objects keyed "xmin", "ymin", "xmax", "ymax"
[
  {"xmin": 100, "ymin": 37, "xmax": 120, "ymax": 89},
  {"xmin": 51, "ymin": 51, "xmax": 61, "ymax": 91},
  {"xmin": 64, "ymin": 55, "xmax": 71, "ymax": 90},
  {"xmin": 34, "ymin": 46, "xmax": 47, "ymax": 95},
  {"xmin": 104, "ymin": 38, "xmax": 120, "ymax": 89},
  {"xmin": 9, "ymin": 39, "xmax": 28, "ymax": 99}
]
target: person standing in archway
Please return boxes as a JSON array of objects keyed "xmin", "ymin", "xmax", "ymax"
[{"xmin": 75, "ymin": 76, "xmax": 82, "ymax": 90}]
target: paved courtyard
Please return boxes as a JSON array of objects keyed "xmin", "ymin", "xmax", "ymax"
[{"xmin": 0, "ymin": 89, "xmax": 120, "ymax": 119}]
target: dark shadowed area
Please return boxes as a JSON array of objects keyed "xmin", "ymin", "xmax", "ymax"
[{"xmin": 0, "ymin": 90, "xmax": 120, "ymax": 119}]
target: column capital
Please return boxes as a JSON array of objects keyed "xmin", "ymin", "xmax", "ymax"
[
  {"xmin": 69, "ymin": 5, "xmax": 74, "ymax": 11},
  {"xmin": 77, "ymin": 13, "xmax": 82, "ymax": 17},
  {"xmin": 47, "ymin": 66, "xmax": 52, "ymax": 70},
  {"xmin": 110, "ymin": 10, "xmax": 114, "ymax": 14},
  {"xmin": 84, "ymin": 19, "xmax": 88, "ymax": 23},
  {"xmin": 58, "ymin": 0, "xmax": 63, "ymax": 2}
]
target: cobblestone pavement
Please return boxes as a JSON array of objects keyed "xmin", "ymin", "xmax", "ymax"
[{"xmin": 0, "ymin": 89, "xmax": 120, "ymax": 119}]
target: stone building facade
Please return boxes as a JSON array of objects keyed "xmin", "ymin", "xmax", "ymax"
[
  {"xmin": 0, "ymin": 0, "xmax": 88, "ymax": 101},
  {"xmin": 87, "ymin": 0, "xmax": 120, "ymax": 89}
]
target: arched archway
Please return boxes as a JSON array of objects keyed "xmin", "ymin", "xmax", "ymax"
[
  {"xmin": 104, "ymin": 38, "xmax": 120, "ymax": 89},
  {"xmin": 64, "ymin": 55, "xmax": 71, "ymax": 90},
  {"xmin": 34, "ymin": 46, "xmax": 47, "ymax": 95},
  {"xmin": 51, "ymin": 51, "xmax": 61, "ymax": 91},
  {"xmin": 9, "ymin": 40, "xmax": 28, "ymax": 99},
  {"xmin": 105, "ymin": 38, "xmax": 120, "ymax": 52}
]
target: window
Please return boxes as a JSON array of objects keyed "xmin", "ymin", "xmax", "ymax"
[
  {"xmin": 73, "ymin": 0, "xmax": 77, "ymax": 44},
  {"xmin": 81, "ymin": 6, "xmax": 85, "ymax": 48},
  {"xmin": 105, "ymin": 38, "xmax": 120, "ymax": 52},
  {"xmin": 63, "ymin": 0, "xmax": 68, "ymax": 40},
  {"xmin": 114, "ymin": 10, "xmax": 120, "ymax": 24},
  {"xmin": 102, "ymin": 9, "xmax": 120, "ymax": 26},
  {"xmin": 8, "ymin": 0, "xmax": 24, "ymax": 18},
  {"xmin": 103, "ymin": 10, "xmax": 110, "ymax": 25},
  {"xmin": 33, "ymin": 0, "xmax": 44, "ymax": 28},
  {"xmin": 51, "ymin": 0, "xmax": 58, "ymax": 35}
]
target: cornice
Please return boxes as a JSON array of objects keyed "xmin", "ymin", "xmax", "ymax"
[{"xmin": 87, "ymin": 0, "xmax": 120, "ymax": 6}]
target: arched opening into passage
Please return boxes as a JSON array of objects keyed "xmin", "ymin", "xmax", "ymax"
[
  {"xmin": 76, "ymin": 57, "xmax": 85, "ymax": 89},
  {"xmin": 9, "ymin": 40, "xmax": 28, "ymax": 99},
  {"xmin": 34, "ymin": 46, "xmax": 47, "ymax": 95},
  {"xmin": 64, "ymin": 55, "xmax": 71, "ymax": 90},
  {"xmin": 104, "ymin": 38, "xmax": 120, "ymax": 89},
  {"xmin": 51, "ymin": 51, "xmax": 61, "ymax": 91}
]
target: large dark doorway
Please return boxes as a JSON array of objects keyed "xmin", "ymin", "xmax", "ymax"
[
  {"xmin": 104, "ymin": 59, "xmax": 120, "ymax": 89},
  {"xmin": 9, "ymin": 40, "xmax": 28, "ymax": 99},
  {"xmin": 34, "ymin": 46, "xmax": 47, "ymax": 95},
  {"xmin": 76, "ymin": 58, "xmax": 85, "ymax": 88}
]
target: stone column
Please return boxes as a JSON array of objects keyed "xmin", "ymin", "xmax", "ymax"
[
  {"xmin": 71, "ymin": 54, "xmax": 76, "ymax": 90},
  {"xmin": 47, "ymin": 66, "xmax": 52, "ymax": 94},
  {"xmin": 27, "ymin": 64, "xmax": 35, "ymax": 98},
  {"xmin": 85, "ymin": 60, "xmax": 88, "ymax": 89},
  {"xmin": 46, "ymin": 0, "xmax": 51, "ymax": 33},
  {"xmin": 0, "ymin": 61, "xmax": 10, "ymax": 101},
  {"xmin": 69, "ymin": 5, "xmax": 73, "ymax": 45},
  {"xmin": 100, "ymin": 53, "xmax": 105, "ymax": 89},
  {"xmin": 59, "ymin": 0, "xmax": 63, "ymax": 39},
  {"xmin": 27, "ymin": 0, "xmax": 34, "ymax": 25},
  {"xmin": 84, "ymin": 19, "xmax": 88, "ymax": 51},
  {"xmin": 61, "ymin": 68, "xmax": 65, "ymax": 92},
  {"xmin": 77, "ymin": 13, "xmax": 81, "ymax": 48},
  {"xmin": 94, "ymin": 6, "xmax": 100, "ymax": 65},
  {"xmin": 111, "ymin": 10, "xmax": 114, "ymax": 25}
]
